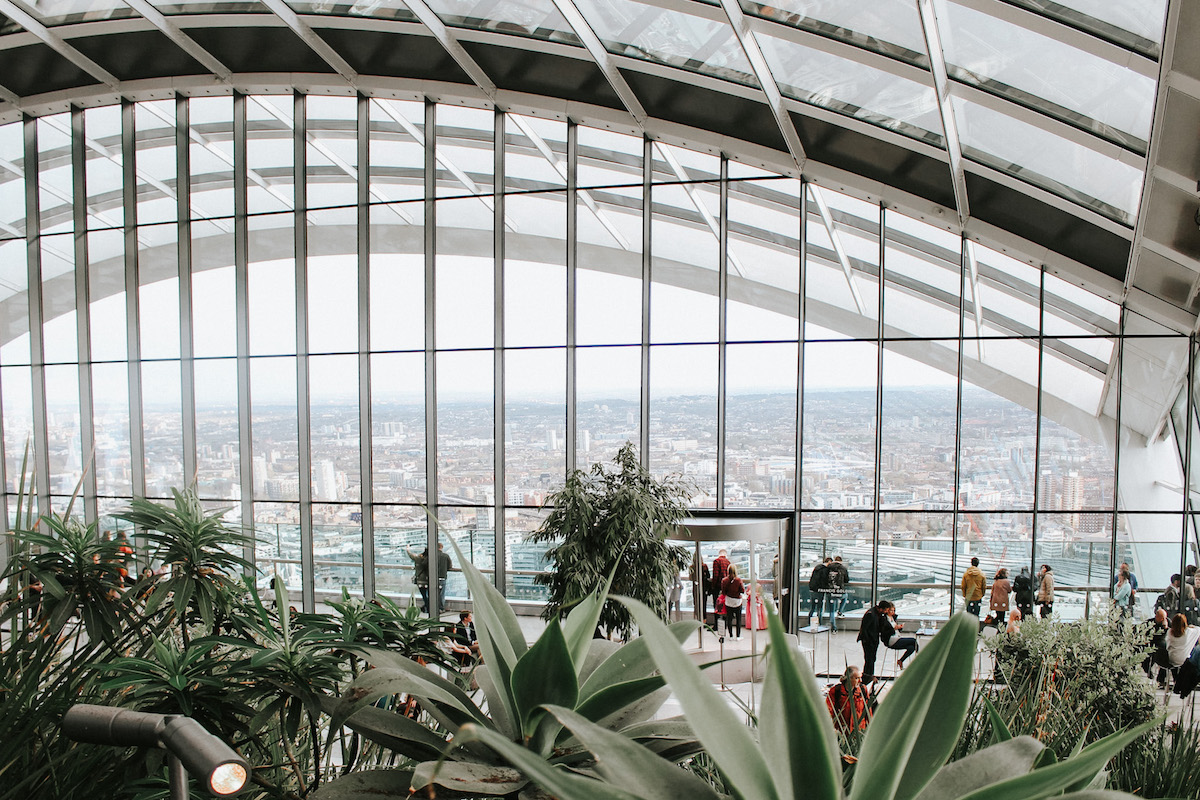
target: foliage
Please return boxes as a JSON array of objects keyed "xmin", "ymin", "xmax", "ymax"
[
  {"xmin": 315, "ymin": 536, "xmax": 702, "ymax": 799},
  {"xmin": 528, "ymin": 442, "xmax": 692, "ymax": 639},
  {"xmin": 959, "ymin": 614, "xmax": 1159, "ymax": 762},
  {"xmin": 0, "ymin": 485, "xmax": 453, "ymax": 800},
  {"xmin": 112, "ymin": 489, "xmax": 256, "ymax": 645},
  {"xmin": 453, "ymin": 606, "xmax": 1158, "ymax": 800},
  {"xmin": 1108, "ymin": 718, "xmax": 1200, "ymax": 798}
]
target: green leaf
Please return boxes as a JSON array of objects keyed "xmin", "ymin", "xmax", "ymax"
[
  {"xmin": 757, "ymin": 599, "xmax": 843, "ymax": 800},
  {"xmin": 310, "ymin": 769, "xmax": 415, "ymax": 800},
  {"xmin": 852, "ymin": 613, "xmax": 977, "ymax": 800},
  {"xmin": 319, "ymin": 697, "xmax": 448, "ymax": 763},
  {"xmin": 578, "ymin": 620, "xmax": 698, "ymax": 702},
  {"xmin": 562, "ymin": 587, "xmax": 609, "ymax": 671},
  {"xmin": 954, "ymin": 719, "xmax": 1161, "ymax": 800},
  {"xmin": 982, "ymin": 695, "xmax": 1012, "ymax": 744},
  {"xmin": 573, "ymin": 675, "xmax": 666, "ymax": 726},
  {"xmin": 543, "ymin": 705, "xmax": 723, "ymax": 800},
  {"xmin": 618, "ymin": 596, "xmax": 778, "ymax": 800},
  {"xmin": 410, "ymin": 760, "xmax": 529, "ymax": 797},
  {"xmin": 474, "ymin": 664, "xmax": 517, "ymax": 739},
  {"xmin": 330, "ymin": 664, "xmax": 487, "ymax": 733},
  {"xmin": 510, "ymin": 620, "xmax": 579, "ymax": 739},
  {"xmin": 916, "ymin": 736, "xmax": 1043, "ymax": 800},
  {"xmin": 454, "ymin": 723, "xmax": 647, "ymax": 800}
]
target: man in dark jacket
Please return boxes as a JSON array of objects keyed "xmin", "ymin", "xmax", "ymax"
[
  {"xmin": 858, "ymin": 601, "xmax": 885, "ymax": 685},
  {"xmin": 806, "ymin": 558, "xmax": 831, "ymax": 626}
]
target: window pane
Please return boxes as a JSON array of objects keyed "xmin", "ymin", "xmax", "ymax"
[
  {"xmin": 195, "ymin": 358, "xmax": 239, "ymax": 499},
  {"xmin": 505, "ymin": 348, "xmax": 565, "ymax": 502},
  {"xmin": 137, "ymin": 100, "xmax": 178, "ymax": 226},
  {"xmin": 189, "ymin": 96, "xmax": 234, "ymax": 221},
  {"xmin": 92, "ymin": 362, "xmax": 132, "ymax": 498},
  {"xmin": 251, "ymin": 357, "xmax": 299, "ymax": 502},
  {"xmin": 313, "ymin": 502, "xmax": 363, "ymax": 595},
  {"xmin": 577, "ymin": 345, "xmax": 640, "ymax": 465},
  {"xmin": 724, "ymin": 342, "xmax": 796, "ymax": 508},
  {"xmin": 436, "ymin": 350, "xmax": 494, "ymax": 504},
  {"xmin": 879, "ymin": 510, "xmax": 953, "ymax": 621},
  {"xmin": 880, "ymin": 345, "xmax": 958, "ymax": 509},
  {"xmin": 802, "ymin": 340, "xmax": 878, "ymax": 507},
  {"xmin": 650, "ymin": 179, "xmax": 719, "ymax": 344},
  {"xmin": 44, "ymin": 364, "xmax": 83, "ymax": 495},
  {"xmin": 371, "ymin": 352, "xmax": 426, "ymax": 504},
  {"xmin": 649, "ymin": 344, "xmax": 717, "ymax": 502},
  {"xmin": 141, "ymin": 360, "xmax": 184, "ymax": 497},
  {"xmin": 505, "ymin": 192, "xmax": 565, "ymax": 347},
  {"xmin": 248, "ymin": 214, "xmax": 297, "ymax": 355},
  {"xmin": 310, "ymin": 354, "xmax": 359, "ymax": 501},
  {"xmin": 2, "ymin": 366, "xmax": 33, "ymax": 493},
  {"xmin": 246, "ymin": 95, "xmax": 294, "ymax": 216},
  {"xmin": 88, "ymin": 228, "xmax": 126, "ymax": 362},
  {"xmin": 436, "ymin": 197, "xmax": 493, "ymax": 349},
  {"xmin": 369, "ymin": 228, "xmax": 426, "ymax": 353},
  {"xmin": 139, "ymin": 223, "xmax": 180, "ymax": 360},
  {"xmin": 727, "ymin": 178, "xmax": 800, "ymax": 342}
]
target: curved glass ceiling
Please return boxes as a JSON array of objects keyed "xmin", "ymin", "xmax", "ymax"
[{"xmin": 0, "ymin": 0, "xmax": 1162, "ymax": 228}]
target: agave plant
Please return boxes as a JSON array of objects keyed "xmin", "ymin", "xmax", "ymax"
[
  {"xmin": 314, "ymin": 539, "xmax": 702, "ymax": 799},
  {"xmin": 454, "ymin": 603, "xmax": 1158, "ymax": 800}
]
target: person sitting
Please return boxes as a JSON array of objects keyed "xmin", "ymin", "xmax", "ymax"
[
  {"xmin": 826, "ymin": 665, "xmax": 871, "ymax": 733},
  {"xmin": 879, "ymin": 601, "xmax": 918, "ymax": 669},
  {"xmin": 1005, "ymin": 609, "xmax": 1022, "ymax": 635},
  {"xmin": 450, "ymin": 610, "xmax": 480, "ymax": 666},
  {"xmin": 1166, "ymin": 613, "xmax": 1200, "ymax": 669}
]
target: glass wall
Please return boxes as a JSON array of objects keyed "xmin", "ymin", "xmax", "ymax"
[{"xmin": 0, "ymin": 93, "xmax": 1192, "ymax": 624}]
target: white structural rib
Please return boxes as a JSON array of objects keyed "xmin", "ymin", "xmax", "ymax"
[
  {"xmin": 654, "ymin": 141, "xmax": 746, "ymax": 276},
  {"xmin": 917, "ymin": 0, "xmax": 969, "ymax": 227},
  {"xmin": 550, "ymin": 0, "xmax": 649, "ymax": 127},
  {"xmin": 122, "ymin": 0, "xmax": 233, "ymax": 82},
  {"xmin": 509, "ymin": 114, "xmax": 631, "ymax": 250},
  {"xmin": 964, "ymin": 239, "xmax": 985, "ymax": 360},
  {"xmin": 717, "ymin": 0, "xmax": 807, "ymax": 172},
  {"xmin": 250, "ymin": 95, "xmax": 412, "ymax": 223},
  {"xmin": 259, "ymin": 0, "xmax": 358, "ymax": 83},
  {"xmin": 400, "ymin": 0, "xmax": 498, "ymax": 99},
  {"xmin": 0, "ymin": 0, "xmax": 120, "ymax": 88},
  {"xmin": 810, "ymin": 184, "xmax": 866, "ymax": 315}
]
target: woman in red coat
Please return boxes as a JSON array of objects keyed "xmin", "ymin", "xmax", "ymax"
[{"xmin": 826, "ymin": 665, "xmax": 871, "ymax": 733}]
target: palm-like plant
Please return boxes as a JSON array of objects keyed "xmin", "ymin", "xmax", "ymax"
[
  {"xmin": 315, "ymin": 538, "xmax": 701, "ymax": 799},
  {"xmin": 456, "ymin": 604, "xmax": 1158, "ymax": 800},
  {"xmin": 114, "ymin": 490, "xmax": 255, "ymax": 644},
  {"xmin": 529, "ymin": 442, "xmax": 692, "ymax": 639}
]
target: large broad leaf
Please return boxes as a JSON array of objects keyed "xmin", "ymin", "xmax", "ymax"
[
  {"xmin": 318, "ymin": 696, "xmax": 448, "ymax": 763},
  {"xmin": 510, "ymin": 620, "xmax": 579, "ymax": 739},
  {"xmin": 444, "ymin": 533, "xmax": 527, "ymax": 729},
  {"xmin": 410, "ymin": 760, "xmax": 529, "ymax": 797},
  {"xmin": 574, "ymin": 678, "xmax": 669, "ymax": 728},
  {"xmin": 474, "ymin": 664, "xmax": 516, "ymax": 739},
  {"xmin": 329, "ymin": 665, "xmax": 486, "ymax": 734},
  {"xmin": 619, "ymin": 597, "xmax": 779, "ymax": 800},
  {"xmin": 852, "ymin": 613, "xmax": 977, "ymax": 800},
  {"xmin": 578, "ymin": 620, "xmax": 698, "ymax": 702},
  {"xmin": 562, "ymin": 584, "xmax": 610, "ymax": 671},
  {"xmin": 453, "ymin": 723, "xmax": 650, "ymax": 800},
  {"xmin": 916, "ymin": 736, "xmax": 1043, "ymax": 800},
  {"xmin": 757, "ymin": 599, "xmax": 843, "ymax": 800},
  {"xmin": 620, "ymin": 717, "xmax": 702, "ymax": 761},
  {"xmin": 310, "ymin": 769, "xmax": 415, "ymax": 800},
  {"xmin": 951, "ymin": 719, "xmax": 1160, "ymax": 800},
  {"xmin": 542, "ymin": 705, "xmax": 724, "ymax": 800}
]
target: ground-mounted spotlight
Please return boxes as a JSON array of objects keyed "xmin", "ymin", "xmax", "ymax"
[{"xmin": 62, "ymin": 705, "xmax": 250, "ymax": 798}]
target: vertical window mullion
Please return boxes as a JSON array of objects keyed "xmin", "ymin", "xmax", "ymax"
[
  {"xmin": 233, "ymin": 92, "xmax": 255, "ymax": 568},
  {"xmin": 176, "ymin": 94, "xmax": 197, "ymax": 488},
  {"xmin": 423, "ymin": 99, "xmax": 439, "ymax": 588},
  {"xmin": 71, "ymin": 105, "xmax": 98, "ymax": 524},
  {"xmin": 639, "ymin": 137, "xmax": 651, "ymax": 465},
  {"xmin": 357, "ymin": 93, "xmax": 375, "ymax": 599},
  {"xmin": 294, "ymin": 91, "xmax": 315, "ymax": 612},
  {"xmin": 870, "ymin": 204, "xmax": 885, "ymax": 607},
  {"xmin": 716, "ymin": 157, "xmax": 728, "ymax": 510},
  {"xmin": 122, "ymin": 100, "xmax": 146, "ymax": 502},
  {"xmin": 493, "ymin": 107, "xmax": 506, "ymax": 595}
]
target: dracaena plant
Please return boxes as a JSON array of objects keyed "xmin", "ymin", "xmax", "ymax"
[
  {"xmin": 454, "ymin": 604, "xmax": 1158, "ymax": 800},
  {"xmin": 312, "ymin": 537, "xmax": 702, "ymax": 799}
]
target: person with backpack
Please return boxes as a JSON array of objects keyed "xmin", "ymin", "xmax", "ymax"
[
  {"xmin": 1013, "ymin": 566, "xmax": 1034, "ymax": 620},
  {"xmin": 806, "ymin": 558, "xmax": 831, "ymax": 627},
  {"xmin": 827, "ymin": 556, "xmax": 849, "ymax": 631}
]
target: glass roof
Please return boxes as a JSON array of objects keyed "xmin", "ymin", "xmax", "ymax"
[{"xmin": 0, "ymin": 0, "xmax": 1162, "ymax": 229}]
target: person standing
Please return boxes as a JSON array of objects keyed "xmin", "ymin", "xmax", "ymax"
[
  {"xmin": 960, "ymin": 557, "xmax": 986, "ymax": 618},
  {"xmin": 989, "ymin": 568, "xmax": 1011, "ymax": 628},
  {"xmin": 1114, "ymin": 569, "xmax": 1133, "ymax": 619},
  {"xmin": 1013, "ymin": 567, "xmax": 1035, "ymax": 620},
  {"xmin": 829, "ymin": 556, "xmax": 850, "ymax": 631},
  {"xmin": 689, "ymin": 555, "xmax": 711, "ymax": 622},
  {"xmin": 721, "ymin": 564, "xmax": 746, "ymax": 641},
  {"xmin": 711, "ymin": 549, "xmax": 731, "ymax": 613},
  {"xmin": 436, "ymin": 543, "xmax": 452, "ymax": 611},
  {"xmin": 406, "ymin": 544, "xmax": 430, "ymax": 611},
  {"xmin": 1037, "ymin": 564, "xmax": 1055, "ymax": 619},
  {"xmin": 858, "ymin": 601, "xmax": 885, "ymax": 685},
  {"xmin": 806, "ymin": 557, "xmax": 831, "ymax": 626}
]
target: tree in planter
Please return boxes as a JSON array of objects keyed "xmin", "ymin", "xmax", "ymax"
[{"xmin": 529, "ymin": 442, "xmax": 692, "ymax": 639}]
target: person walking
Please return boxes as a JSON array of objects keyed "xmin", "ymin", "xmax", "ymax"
[
  {"xmin": 721, "ymin": 564, "xmax": 746, "ymax": 641},
  {"xmin": 1037, "ymin": 564, "xmax": 1055, "ymax": 619},
  {"xmin": 989, "ymin": 568, "xmax": 1011, "ymax": 628},
  {"xmin": 961, "ymin": 557, "xmax": 986, "ymax": 618}
]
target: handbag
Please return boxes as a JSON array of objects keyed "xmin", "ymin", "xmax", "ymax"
[{"xmin": 715, "ymin": 593, "xmax": 727, "ymax": 614}]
